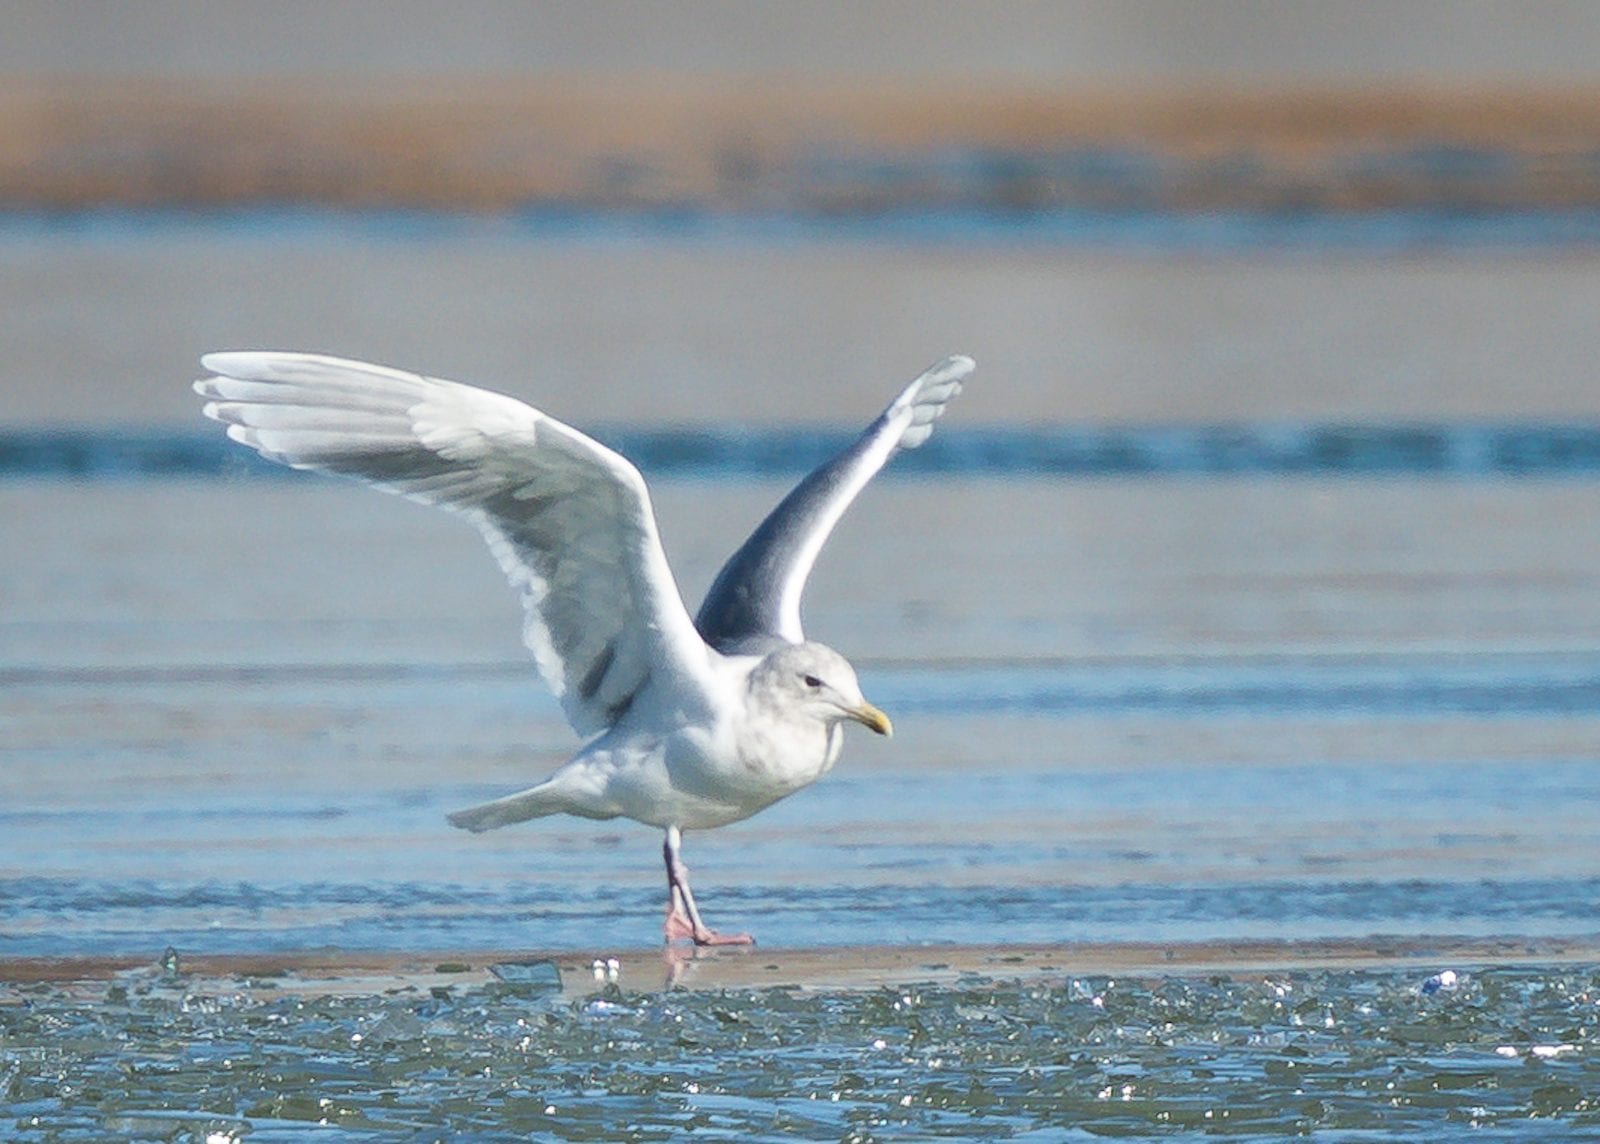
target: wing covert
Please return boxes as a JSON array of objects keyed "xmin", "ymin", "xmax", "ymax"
[{"xmin": 196, "ymin": 351, "xmax": 712, "ymax": 736}]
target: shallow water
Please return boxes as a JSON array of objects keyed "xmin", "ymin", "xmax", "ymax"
[
  {"xmin": 5, "ymin": 476, "xmax": 1600, "ymax": 956},
  {"xmin": 6, "ymin": 965, "xmax": 1600, "ymax": 1140}
]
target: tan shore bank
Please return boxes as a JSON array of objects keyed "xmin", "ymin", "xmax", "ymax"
[
  {"xmin": 5, "ymin": 936, "xmax": 1596, "ymax": 998},
  {"xmin": 7, "ymin": 78, "xmax": 1600, "ymax": 212}
]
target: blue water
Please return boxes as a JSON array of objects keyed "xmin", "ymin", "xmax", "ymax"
[
  {"xmin": 8, "ymin": 964, "xmax": 1600, "ymax": 1140},
  {"xmin": 5, "ymin": 654, "xmax": 1599, "ymax": 957},
  {"xmin": 12, "ymin": 202, "xmax": 1600, "ymax": 251},
  {"xmin": 6, "ymin": 206, "xmax": 1600, "ymax": 1138},
  {"xmin": 6, "ymin": 466, "xmax": 1600, "ymax": 958},
  {"xmin": 9, "ymin": 421, "xmax": 1600, "ymax": 480}
]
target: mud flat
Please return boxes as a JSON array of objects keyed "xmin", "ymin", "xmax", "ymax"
[{"xmin": 4, "ymin": 935, "xmax": 1596, "ymax": 999}]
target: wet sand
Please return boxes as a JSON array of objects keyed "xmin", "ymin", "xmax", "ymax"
[{"xmin": 5, "ymin": 934, "xmax": 1596, "ymax": 997}]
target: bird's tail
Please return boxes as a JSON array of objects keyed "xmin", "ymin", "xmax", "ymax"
[{"xmin": 448, "ymin": 782, "xmax": 566, "ymax": 833}]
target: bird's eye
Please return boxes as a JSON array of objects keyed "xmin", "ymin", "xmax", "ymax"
[{"xmin": 803, "ymin": 674, "xmax": 823, "ymax": 689}]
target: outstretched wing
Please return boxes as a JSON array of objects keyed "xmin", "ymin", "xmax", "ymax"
[
  {"xmin": 196, "ymin": 351, "xmax": 712, "ymax": 736},
  {"xmin": 694, "ymin": 354, "xmax": 973, "ymax": 652}
]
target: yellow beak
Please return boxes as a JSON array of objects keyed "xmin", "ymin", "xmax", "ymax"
[{"xmin": 849, "ymin": 701, "xmax": 893, "ymax": 737}]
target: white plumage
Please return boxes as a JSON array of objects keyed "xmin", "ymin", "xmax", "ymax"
[{"xmin": 197, "ymin": 350, "xmax": 972, "ymax": 944}]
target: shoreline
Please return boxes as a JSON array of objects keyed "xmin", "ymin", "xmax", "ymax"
[
  {"xmin": 7, "ymin": 78, "xmax": 1600, "ymax": 213},
  {"xmin": 6, "ymin": 934, "xmax": 1596, "ymax": 996}
]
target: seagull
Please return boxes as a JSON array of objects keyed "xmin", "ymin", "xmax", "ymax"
[{"xmin": 196, "ymin": 351, "xmax": 972, "ymax": 945}]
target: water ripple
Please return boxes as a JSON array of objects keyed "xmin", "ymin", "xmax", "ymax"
[
  {"xmin": 10, "ymin": 421, "xmax": 1600, "ymax": 481},
  {"xmin": 5, "ymin": 965, "xmax": 1600, "ymax": 1140}
]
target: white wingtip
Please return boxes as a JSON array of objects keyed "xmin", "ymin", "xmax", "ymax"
[
  {"xmin": 200, "ymin": 350, "xmax": 294, "ymax": 379},
  {"xmin": 896, "ymin": 354, "xmax": 974, "ymax": 450}
]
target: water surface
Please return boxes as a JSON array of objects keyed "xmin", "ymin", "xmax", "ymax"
[
  {"xmin": 5, "ymin": 476, "xmax": 1598, "ymax": 957},
  {"xmin": 6, "ymin": 965, "xmax": 1600, "ymax": 1140},
  {"xmin": 6, "ymin": 213, "xmax": 1600, "ymax": 1138}
]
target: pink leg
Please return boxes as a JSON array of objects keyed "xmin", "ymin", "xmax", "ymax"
[{"xmin": 662, "ymin": 826, "xmax": 754, "ymax": 946}]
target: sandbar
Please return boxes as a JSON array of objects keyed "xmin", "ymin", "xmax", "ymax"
[{"xmin": 4, "ymin": 935, "xmax": 1595, "ymax": 999}]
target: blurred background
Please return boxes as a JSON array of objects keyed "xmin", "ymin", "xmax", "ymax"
[
  {"xmin": 9, "ymin": 0, "xmax": 1600, "ymax": 425},
  {"xmin": 6, "ymin": 2, "xmax": 1600, "ymax": 955}
]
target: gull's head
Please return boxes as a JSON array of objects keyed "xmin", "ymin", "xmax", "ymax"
[{"xmin": 752, "ymin": 642, "xmax": 892, "ymax": 737}]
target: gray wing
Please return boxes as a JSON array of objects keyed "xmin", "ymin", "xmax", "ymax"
[
  {"xmin": 694, "ymin": 355, "xmax": 973, "ymax": 652},
  {"xmin": 196, "ymin": 351, "xmax": 715, "ymax": 737}
]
